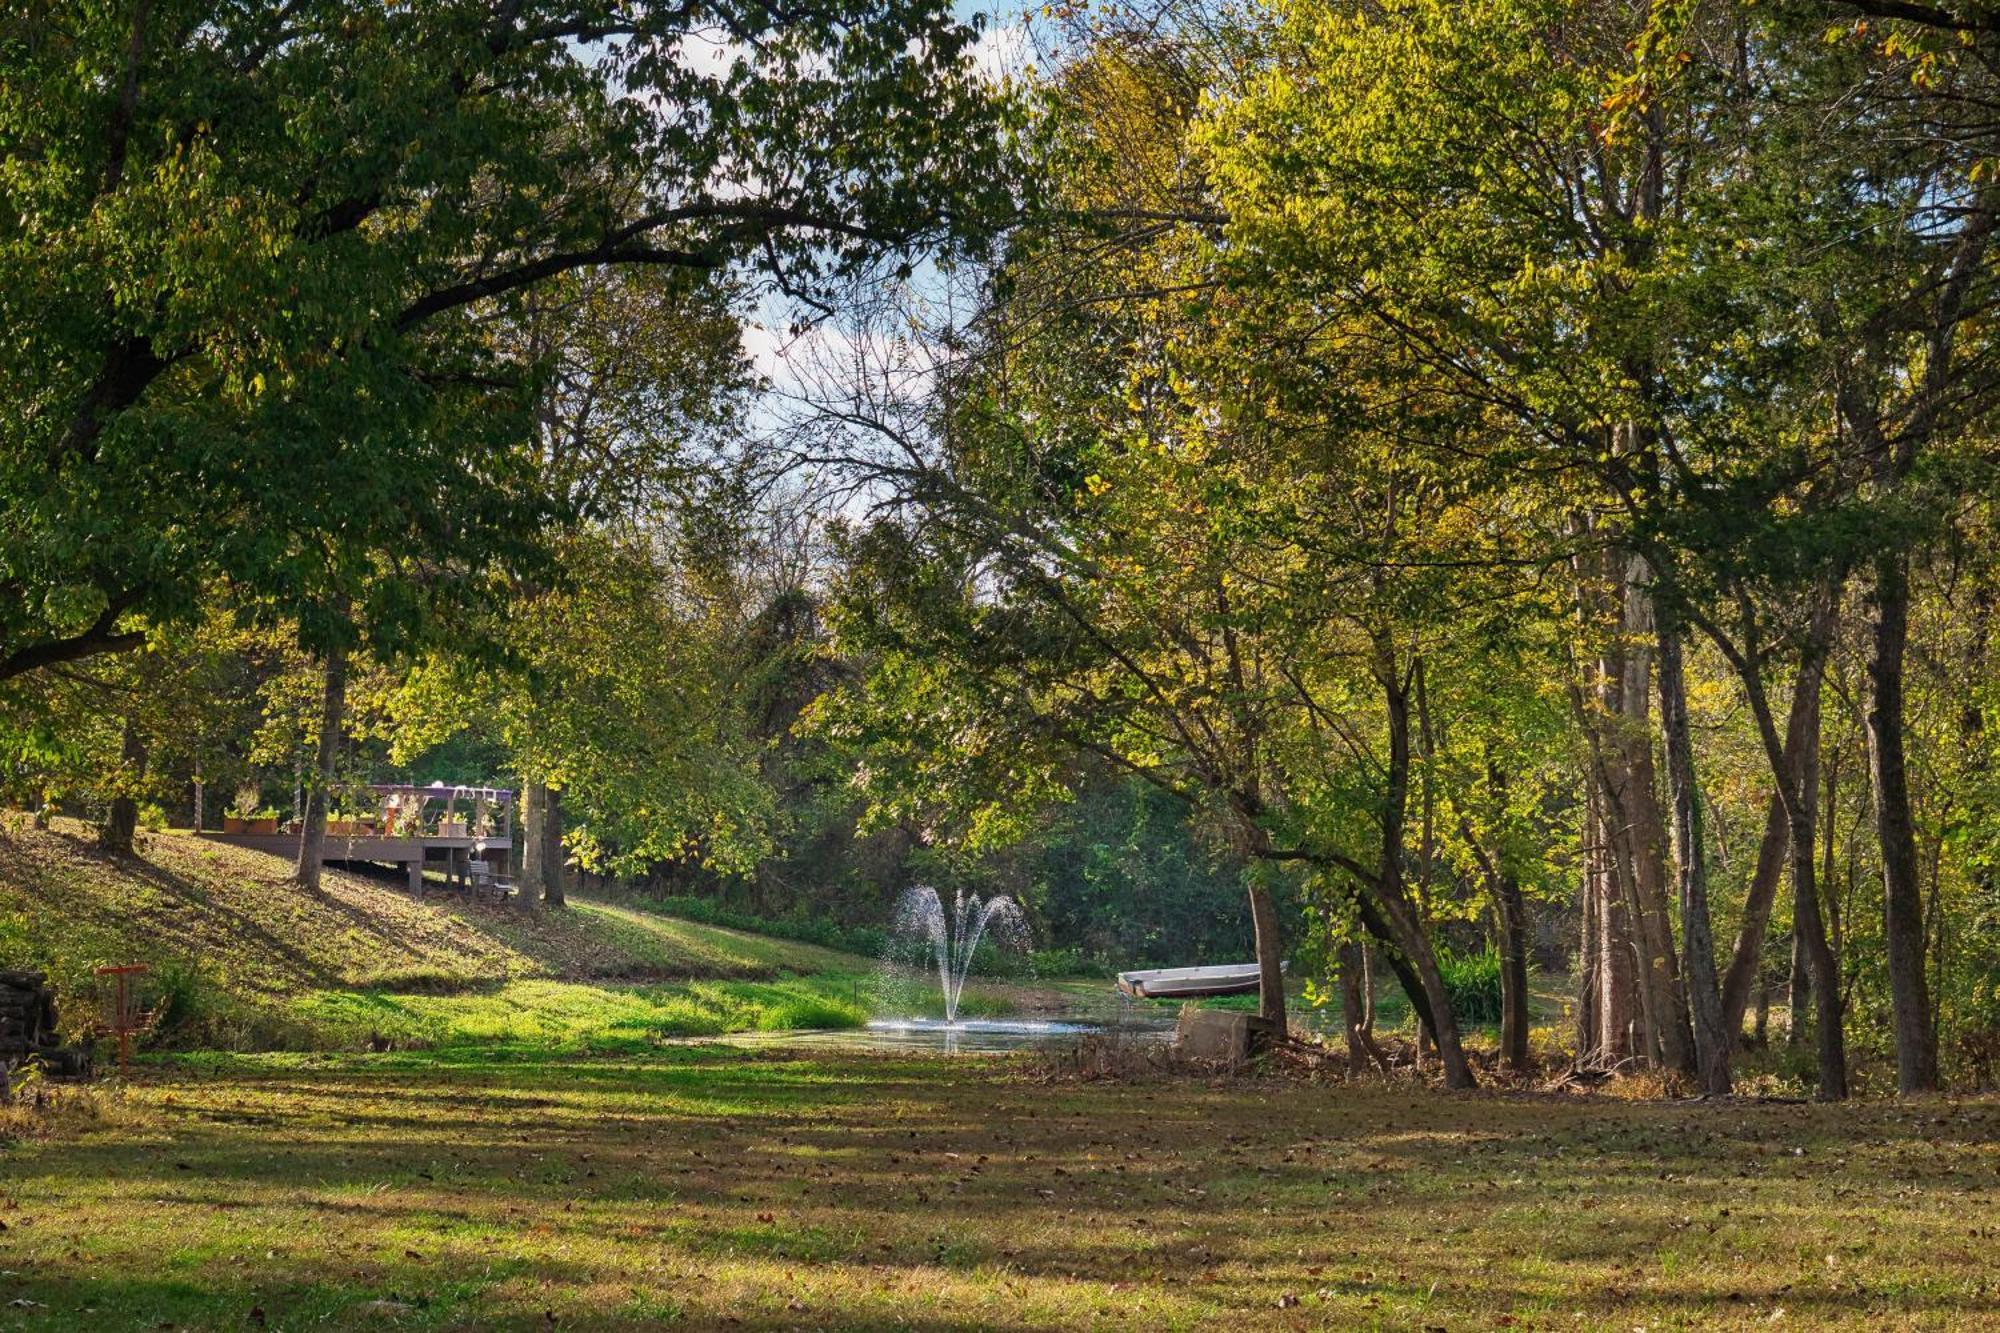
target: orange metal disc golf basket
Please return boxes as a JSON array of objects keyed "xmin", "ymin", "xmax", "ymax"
[{"xmin": 95, "ymin": 964, "xmax": 152, "ymax": 1075}]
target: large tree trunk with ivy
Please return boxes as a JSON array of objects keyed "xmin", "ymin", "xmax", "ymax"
[
  {"xmin": 1866, "ymin": 550, "xmax": 1938, "ymax": 1092},
  {"xmin": 98, "ymin": 718, "xmax": 144, "ymax": 855},
  {"xmin": 294, "ymin": 643, "xmax": 348, "ymax": 892}
]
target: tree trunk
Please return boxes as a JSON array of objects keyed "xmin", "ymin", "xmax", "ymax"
[
  {"xmin": 1595, "ymin": 800, "xmax": 1643, "ymax": 1063},
  {"xmin": 1793, "ymin": 815, "xmax": 1847, "ymax": 1099},
  {"xmin": 1866, "ymin": 550, "xmax": 1939, "ymax": 1092},
  {"xmin": 1697, "ymin": 581, "xmax": 1846, "ymax": 1096},
  {"xmin": 1246, "ymin": 871, "xmax": 1286, "ymax": 1030},
  {"xmin": 1787, "ymin": 928, "xmax": 1810, "ymax": 1048},
  {"xmin": 1361, "ymin": 942, "xmax": 1376, "ymax": 1030},
  {"xmin": 294, "ymin": 642, "xmax": 349, "ymax": 891},
  {"xmin": 1466, "ymin": 763, "xmax": 1530, "ymax": 1075},
  {"xmin": 1494, "ymin": 872, "xmax": 1531, "ymax": 1074},
  {"xmin": 1570, "ymin": 535, "xmax": 1689, "ymax": 1070},
  {"xmin": 1583, "ymin": 554, "xmax": 1693, "ymax": 1071},
  {"xmin": 1338, "ymin": 941, "xmax": 1386, "ymax": 1075},
  {"xmin": 98, "ymin": 717, "xmax": 144, "ymax": 855},
  {"xmin": 1721, "ymin": 791, "xmax": 1790, "ymax": 1046},
  {"xmin": 1351, "ymin": 884, "xmax": 1440, "ymax": 1042},
  {"xmin": 518, "ymin": 780, "xmax": 549, "ymax": 904},
  {"xmin": 1480, "ymin": 752, "xmax": 1536, "ymax": 1072},
  {"xmin": 1575, "ymin": 789, "xmax": 1602, "ymax": 1058},
  {"xmin": 1616, "ymin": 573, "xmax": 1695, "ymax": 1074},
  {"xmin": 1653, "ymin": 599, "xmax": 1732, "ymax": 1096},
  {"xmin": 1780, "ymin": 655, "xmax": 1846, "ymax": 1099},
  {"xmin": 1721, "ymin": 664, "xmax": 1823, "ymax": 1044},
  {"xmin": 1403, "ymin": 926, "xmax": 1474, "ymax": 1088},
  {"xmin": 540, "ymin": 785, "xmax": 567, "ymax": 908},
  {"xmin": 1375, "ymin": 642, "xmax": 1474, "ymax": 1089}
]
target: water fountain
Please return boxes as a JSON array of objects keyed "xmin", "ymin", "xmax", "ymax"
[
  {"xmin": 667, "ymin": 884, "xmax": 1171, "ymax": 1054},
  {"xmin": 891, "ymin": 885, "xmax": 1030, "ymax": 1022},
  {"xmin": 866, "ymin": 885, "xmax": 1096, "ymax": 1051}
]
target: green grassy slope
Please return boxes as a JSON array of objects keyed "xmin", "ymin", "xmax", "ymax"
[{"xmin": 0, "ymin": 816, "xmax": 878, "ymax": 1052}]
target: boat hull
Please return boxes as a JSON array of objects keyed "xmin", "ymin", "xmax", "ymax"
[{"xmin": 1116, "ymin": 963, "xmax": 1280, "ymax": 1000}]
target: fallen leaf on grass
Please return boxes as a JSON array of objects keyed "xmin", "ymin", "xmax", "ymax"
[{"xmin": 352, "ymin": 1300, "xmax": 414, "ymax": 1318}]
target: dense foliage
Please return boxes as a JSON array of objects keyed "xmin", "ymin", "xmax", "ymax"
[{"xmin": 8, "ymin": 0, "xmax": 2000, "ymax": 1101}]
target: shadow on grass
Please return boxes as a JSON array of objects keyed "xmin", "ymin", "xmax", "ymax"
[{"xmin": 9, "ymin": 1050, "xmax": 2000, "ymax": 1328}]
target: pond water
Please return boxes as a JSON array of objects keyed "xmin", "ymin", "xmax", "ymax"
[{"xmin": 721, "ymin": 1013, "xmax": 1177, "ymax": 1055}]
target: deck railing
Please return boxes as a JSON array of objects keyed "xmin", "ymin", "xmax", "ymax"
[{"xmin": 332, "ymin": 784, "xmax": 515, "ymax": 843}]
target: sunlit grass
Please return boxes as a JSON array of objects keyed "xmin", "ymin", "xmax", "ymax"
[
  {"xmin": 291, "ymin": 975, "xmax": 873, "ymax": 1050},
  {"xmin": 4, "ymin": 1048, "xmax": 1997, "ymax": 1330}
]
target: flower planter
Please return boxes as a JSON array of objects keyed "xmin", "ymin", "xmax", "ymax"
[
  {"xmin": 438, "ymin": 820, "xmax": 467, "ymax": 838},
  {"xmin": 224, "ymin": 816, "xmax": 279, "ymax": 835}
]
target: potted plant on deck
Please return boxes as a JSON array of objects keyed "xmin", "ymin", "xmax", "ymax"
[
  {"xmin": 383, "ymin": 793, "xmax": 424, "ymax": 838},
  {"xmin": 222, "ymin": 787, "xmax": 278, "ymax": 835}
]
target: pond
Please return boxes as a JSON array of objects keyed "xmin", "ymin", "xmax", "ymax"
[{"xmin": 714, "ymin": 1012, "xmax": 1179, "ymax": 1054}]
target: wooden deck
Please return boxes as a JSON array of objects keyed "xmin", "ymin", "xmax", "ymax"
[
  {"xmin": 200, "ymin": 784, "xmax": 517, "ymax": 894},
  {"xmin": 198, "ymin": 780, "xmax": 516, "ymax": 892},
  {"xmin": 197, "ymin": 831, "xmax": 513, "ymax": 893}
]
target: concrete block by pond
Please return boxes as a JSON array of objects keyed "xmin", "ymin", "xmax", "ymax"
[{"xmin": 1175, "ymin": 1008, "xmax": 1277, "ymax": 1063}]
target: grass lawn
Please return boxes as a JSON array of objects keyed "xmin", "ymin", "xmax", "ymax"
[
  {"xmin": 4, "ymin": 1048, "xmax": 1997, "ymax": 1330},
  {"xmin": 0, "ymin": 818, "xmax": 1024, "ymax": 1052}
]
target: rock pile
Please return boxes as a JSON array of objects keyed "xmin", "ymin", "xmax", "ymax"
[{"xmin": 0, "ymin": 970, "xmax": 91, "ymax": 1078}]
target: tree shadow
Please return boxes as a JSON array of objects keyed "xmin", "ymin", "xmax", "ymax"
[{"xmin": 10, "ymin": 1051, "xmax": 1999, "ymax": 1327}]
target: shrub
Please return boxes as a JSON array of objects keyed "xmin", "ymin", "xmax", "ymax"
[
  {"xmin": 755, "ymin": 996, "xmax": 867, "ymax": 1031},
  {"xmin": 146, "ymin": 957, "xmax": 216, "ymax": 1037},
  {"xmin": 1434, "ymin": 945, "xmax": 1505, "ymax": 1026},
  {"xmin": 1027, "ymin": 947, "xmax": 1095, "ymax": 978}
]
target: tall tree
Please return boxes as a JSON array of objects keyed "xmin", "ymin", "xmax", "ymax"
[{"xmin": 0, "ymin": 0, "xmax": 1011, "ymax": 684}]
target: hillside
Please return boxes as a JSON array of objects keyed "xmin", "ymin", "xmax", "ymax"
[{"xmin": 0, "ymin": 815, "xmax": 879, "ymax": 1053}]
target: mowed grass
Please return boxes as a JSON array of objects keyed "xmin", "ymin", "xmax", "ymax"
[
  {"xmin": 0, "ymin": 817, "xmax": 896, "ymax": 1050},
  {"xmin": 4, "ymin": 1049, "xmax": 1998, "ymax": 1331},
  {"xmin": 291, "ymin": 974, "xmax": 873, "ymax": 1051}
]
